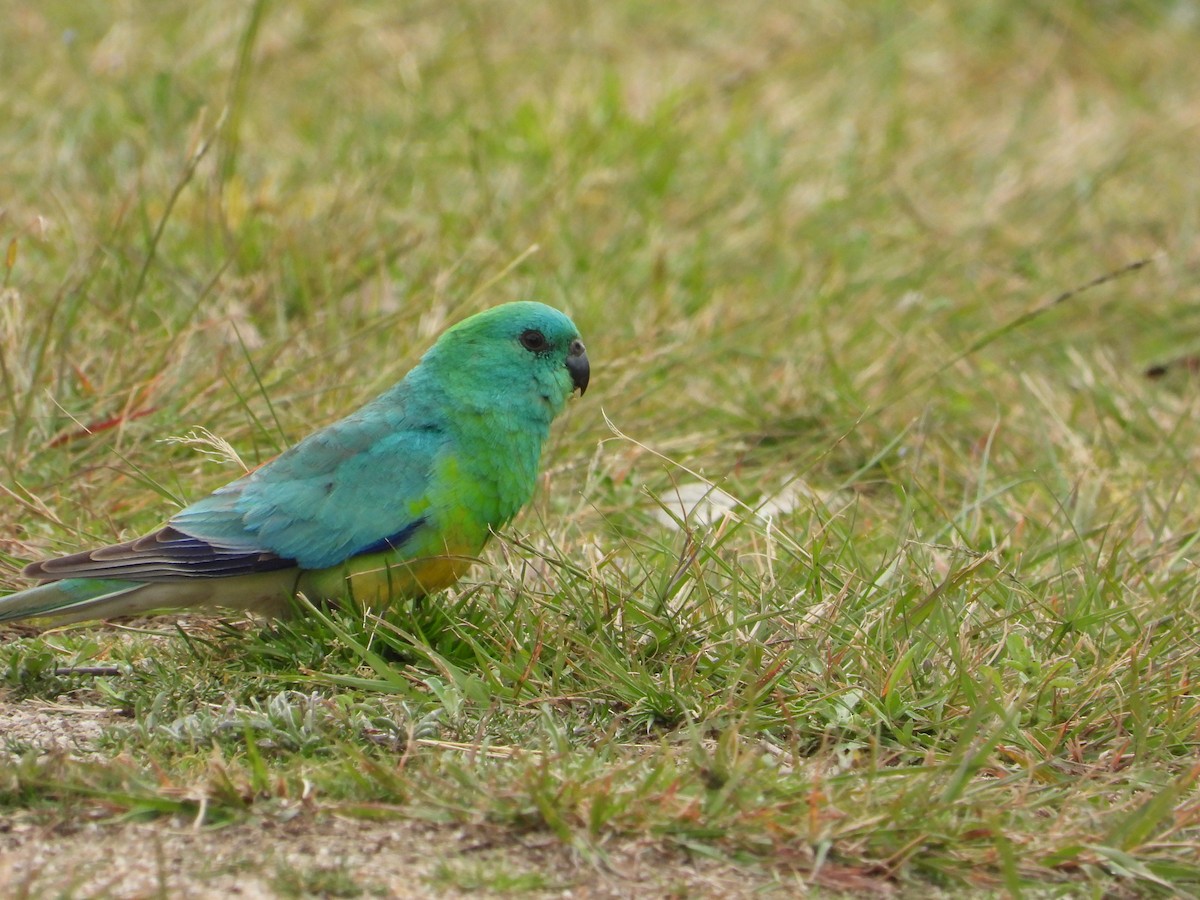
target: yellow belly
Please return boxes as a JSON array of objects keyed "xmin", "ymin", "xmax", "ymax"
[{"xmin": 298, "ymin": 550, "xmax": 478, "ymax": 609}]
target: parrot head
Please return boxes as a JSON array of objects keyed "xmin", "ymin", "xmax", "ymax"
[{"xmin": 423, "ymin": 301, "xmax": 589, "ymax": 421}]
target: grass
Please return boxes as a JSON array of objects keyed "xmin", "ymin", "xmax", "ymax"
[{"xmin": 3, "ymin": 0, "xmax": 1200, "ymax": 895}]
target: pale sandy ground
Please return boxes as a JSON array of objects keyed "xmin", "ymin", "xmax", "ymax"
[
  {"xmin": 0, "ymin": 698, "xmax": 894, "ymax": 898},
  {"xmin": 0, "ymin": 814, "xmax": 804, "ymax": 898}
]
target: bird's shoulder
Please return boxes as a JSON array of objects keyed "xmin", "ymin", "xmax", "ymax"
[{"xmin": 253, "ymin": 384, "xmax": 450, "ymax": 484}]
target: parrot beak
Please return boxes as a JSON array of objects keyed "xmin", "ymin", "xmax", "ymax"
[{"xmin": 566, "ymin": 339, "xmax": 589, "ymax": 395}]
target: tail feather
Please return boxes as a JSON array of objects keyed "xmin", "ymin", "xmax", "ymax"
[
  {"xmin": 0, "ymin": 579, "xmax": 152, "ymax": 625},
  {"xmin": 0, "ymin": 570, "xmax": 301, "ymax": 625}
]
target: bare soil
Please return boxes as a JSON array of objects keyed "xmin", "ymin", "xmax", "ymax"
[{"xmin": 0, "ymin": 813, "xmax": 809, "ymax": 899}]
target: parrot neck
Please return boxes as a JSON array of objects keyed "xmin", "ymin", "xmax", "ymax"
[
  {"xmin": 455, "ymin": 410, "xmax": 550, "ymax": 527},
  {"xmin": 402, "ymin": 352, "xmax": 558, "ymax": 531}
]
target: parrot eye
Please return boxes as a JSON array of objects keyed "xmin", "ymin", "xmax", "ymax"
[{"xmin": 519, "ymin": 329, "xmax": 549, "ymax": 352}]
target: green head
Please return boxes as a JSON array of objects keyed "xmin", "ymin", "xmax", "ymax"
[{"xmin": 422, "ymin": 301, "xmax": 589, "ymax": 422}]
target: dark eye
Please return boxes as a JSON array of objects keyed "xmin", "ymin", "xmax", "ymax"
[{"xmin": 519, "ymin": 329, "xmax": 548, "ymax": 352}]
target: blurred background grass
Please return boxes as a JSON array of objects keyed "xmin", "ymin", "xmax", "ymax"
[{"xmin": 2, "ymin": 0, "xmax": 1200, "ymax": 893}]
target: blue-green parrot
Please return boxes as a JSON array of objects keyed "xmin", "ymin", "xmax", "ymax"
[{"xmin": 0, "ymin": 302, "xmax": 588, "ymax": 625}]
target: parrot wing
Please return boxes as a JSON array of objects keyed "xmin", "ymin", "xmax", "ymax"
[
  {"xmin": 26, "ymin": 404, "xmax": 446, "ymax": 582},
  {"xmin": 21, "ymin": 526, "xmax": 295, "ymax": 583}
]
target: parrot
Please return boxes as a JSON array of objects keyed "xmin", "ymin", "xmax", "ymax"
[{"xmin": 0, "ymin": 301, "xmax": 589, "ymax": 626}]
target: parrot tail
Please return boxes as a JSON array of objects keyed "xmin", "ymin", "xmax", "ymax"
[
  {"xmin": 0, "ymin": 578, "xmax": 160, "ymax": 625},
  {"xmin": 0, "ymin": 570, "xmax": 303, "ymax": 626}
]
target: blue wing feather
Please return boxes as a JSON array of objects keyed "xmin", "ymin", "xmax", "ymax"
[
  {"xmin": 170, "ymin": 385, "xmax": 445, "ymax": 569},
  {"xmin": 25, "ymin": 376, "xmax": 448, "ymax": 584}
]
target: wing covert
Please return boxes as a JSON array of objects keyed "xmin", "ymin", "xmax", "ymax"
[{"xmin": 170, "ymin": 404, "xmax": 445, "ymax": 569}]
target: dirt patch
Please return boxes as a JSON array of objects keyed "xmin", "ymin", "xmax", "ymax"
[
  {"xmin": 0, "ymin": 814, "xmax": 823, "ymax": 898},
  {"xmin": 0, "ymin": 699, "xmax": 121, "ymax": 761}
]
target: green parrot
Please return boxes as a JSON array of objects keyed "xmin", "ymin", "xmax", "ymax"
[{"xmin": 0, "ymin": 301, "xmax": 588, "ymax": 625}]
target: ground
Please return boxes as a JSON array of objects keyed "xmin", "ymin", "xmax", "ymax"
[
  {"xmin": 2, "ymin": 812, "xmax": 817, "ymax": 899},
  {"xmin": 0, "ymin": 690, "xmax": 877, "ymax": 899}
]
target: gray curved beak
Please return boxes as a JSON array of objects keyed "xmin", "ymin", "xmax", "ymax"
[{"xmin": 566, "ymin": 339, "xmax": 589, "ymax": 395}]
